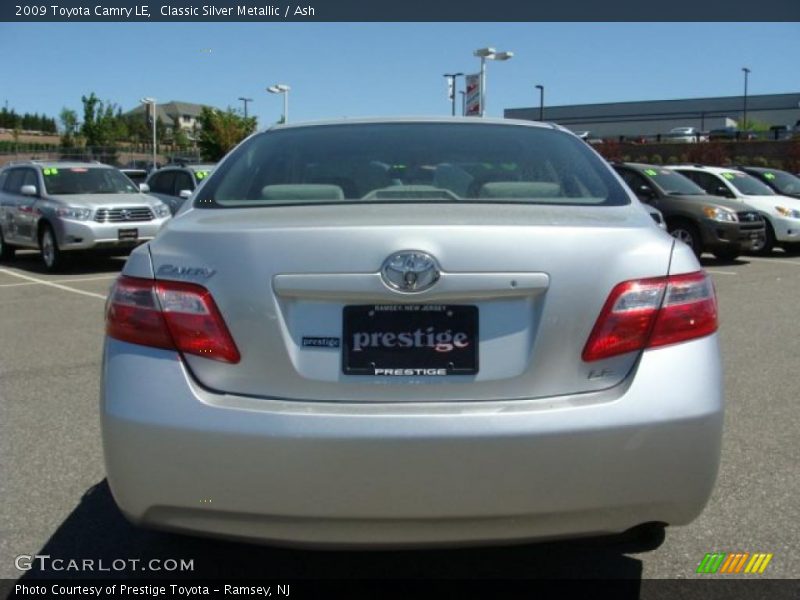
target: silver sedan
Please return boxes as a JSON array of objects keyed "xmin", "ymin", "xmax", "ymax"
[{"xmin": 101, "ymin": 118, "xmax": 723, "ymax": 547}]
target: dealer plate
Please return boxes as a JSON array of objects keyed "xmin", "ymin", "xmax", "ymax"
[{"xmin": 342, "ymin": 304, "xmax": 478, "ymax": 376}]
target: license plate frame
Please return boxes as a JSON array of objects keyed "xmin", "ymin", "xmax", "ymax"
[
  {"xmin": 118, "ymin": 228, "xmax": 138, "ymax": 242},
  {"xmin": 342, "ymin": 304, "xmax": 478, "ymax": 376}
]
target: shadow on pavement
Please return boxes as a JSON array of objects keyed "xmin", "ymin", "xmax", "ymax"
[{"xmin": 17, "ymin": 480, "xmax": 656, "ymax": 586}]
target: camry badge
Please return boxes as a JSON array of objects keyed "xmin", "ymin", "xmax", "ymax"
[{"xmin": 381, "ymin": 251, "xmax": 440, "ymax": 293}]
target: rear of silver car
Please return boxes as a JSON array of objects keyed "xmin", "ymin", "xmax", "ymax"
[{"xmin": 101, "ymin": 119, "xmax": 723, "ymax": 547}]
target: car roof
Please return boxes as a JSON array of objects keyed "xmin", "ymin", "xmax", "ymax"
[
  {"xmin": 267, "ymin": 116, "xmax": 562, "ymax": 133},
  {"xmin": 613, "ymin": 162, "xmax": 673, "ymax": 170},
  {"xmin": 737, "ymin": 166, "xmax": 785, "ymax": 174},
  {"xmin": 665, "ymin": 165, "xmax": 743, "ymax": 174},
  {"xmin": 157, "ymin": 164, "xmax": 215, "ymax": 171}
]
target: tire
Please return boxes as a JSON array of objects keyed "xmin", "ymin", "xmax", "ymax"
[
  {"xmin": 39, "ymin": 223, "xmax": 67, "ymax": 272},
  {"xmin": 668, "ymin": 222, "xmax": 702, "ymax": 258},
  {"xmin": 0, "ymin": 229, "xmax": 16, "ymax": 261},
  {"xmin": 713, "ymin": 248, "xmax": 740, "ymax": 262},
  {"xmin": 755, "ymin": 220, "xmax": 776, "ymax": 255}
]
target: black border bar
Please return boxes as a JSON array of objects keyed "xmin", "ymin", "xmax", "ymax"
[{"xmin": 3, "ymin": 0, "xmax": 800, "ymax": 22}]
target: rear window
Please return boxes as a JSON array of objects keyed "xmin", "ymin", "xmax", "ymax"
[
  {"xmin": 42, "ymin": 167, "xmax": 139, "ymax": 195},
  {"xmin": 196, "ymin": 123, "xmax": 629, "ymax": 208}
]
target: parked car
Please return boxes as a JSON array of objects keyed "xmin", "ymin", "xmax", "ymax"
[
  {"xmin": 145, "ymin": 163, "xmax": 215, "ymax": 214},
  {"xmin": 737, "ymin": 166, "xmax": 800, "ymax": 199},
  {"xmin": 708, "ymin": 127, "xmax": 757, "ymax": 141},
  {"xmin": 102, "ymin": 117, "xmax": 723, "ymax": 548},
  {"xmin": 665, "ymin": 127, "xmax": 706, "ymax": 143},
  {"xmin": 0, "ymin": 161, "xmax": 171, "ymax": 271},
  {"xmin": 667, "ymin": 165, "xmax": 800, "ymax": 253},
  {"xmin": 613, "ymin": 162, "xmax": 765, "ymax": 260}
]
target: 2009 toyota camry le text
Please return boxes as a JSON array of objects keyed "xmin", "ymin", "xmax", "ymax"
[{"xmin": 101, "ymin": 117, "xmax": 723, "ymax": 547}]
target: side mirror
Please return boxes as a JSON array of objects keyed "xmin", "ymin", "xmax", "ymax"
[
  {"xmin": 637, "ymin": 184, "xmax": 656, "ymax": 200},
  {"xmin": 139, "ymin": 183, "xmax": 150, "ymax": 193},
  {"xmin": 178, "ymin": 189, "xmax": 192, "ymax": 200},
  {"xmin": 716, "ymin": 186, "xmax": 734, "ymax": 198},
  {"xmin": 20, "ymin": 185, "xmax": 38, "ymax": 197}
]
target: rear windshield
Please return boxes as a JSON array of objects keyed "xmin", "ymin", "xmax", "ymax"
[
  {"xmin": 721, "ymin": 171, "xmax": 775, "ymax": 196},
  {"xmin": 43, "ymin": 167, "xmax": 139, "ymax": 195},
  {"xmin": 196, "ymin": 123, "xmax": 629, "ymax": 208}
]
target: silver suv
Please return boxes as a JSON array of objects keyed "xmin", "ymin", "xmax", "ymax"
[{"xmin": 0, "ymin": 161, "xmax": 171, "ymax": 271}]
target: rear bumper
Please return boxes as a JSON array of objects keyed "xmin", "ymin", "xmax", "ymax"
[{"xmin": 101, "ymin": 336, "xmax": 723, "ymax": 547}]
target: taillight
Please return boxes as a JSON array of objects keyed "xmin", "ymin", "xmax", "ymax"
[
  {"xmin": 106, "ymin": 276, "xmax": 241, "ymax": 364},
  {"xmin": 582, "ymin": 271, "xmax": 717, "ymax": 362}
]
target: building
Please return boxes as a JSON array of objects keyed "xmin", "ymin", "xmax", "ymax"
[
  {"xmin": 125, "ymin": 100, "xmax": 210, "ymax": 139},
  {"xmin": 505, "ymin": 93, "xmax": 800, "ymax": 139}
]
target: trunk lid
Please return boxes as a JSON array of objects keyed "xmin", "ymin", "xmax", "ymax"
[{"xmin": 147, "ymin": 203, "xmax": 674, "ymax": 402}]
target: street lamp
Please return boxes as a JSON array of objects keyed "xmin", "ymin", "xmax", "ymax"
[
  {"xmin": 535, "ymin": 84, "xmax": 544, "ymax": 121},
  {"xmin": 140, "ymin": 97, "xmax": 157, "ymax": 171},
  {"xmin": 267, "ymin": 84, "xmax": 290, "ymax": 123},
  {"xmin": 473, "ymin": 47, "xmax": 513, "ymax": 117},
  {"xmin": 443, "ymin": 72, "xmax": 464, "ymax": 116},
  {"xmin": 238, "ymin": 96, "xmax": 253, "ymax": 118},
  {"xmin": 741, "ymin": 67, "xmax": 751, "ymax": 133}
]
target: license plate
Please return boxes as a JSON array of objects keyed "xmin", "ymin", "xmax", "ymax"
[
  {"xmin": 342, "ymin": 304, "xmax": 478, "ymax": 376},
  {"xmin": 118, "ymin": 228, "xmax": 138, "ymax": 241}
]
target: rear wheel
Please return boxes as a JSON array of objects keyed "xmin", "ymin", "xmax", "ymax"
[
  {"xmin": 0, "ymin": 230, "xmax": 16, "ymax": 261},
  {"xmin": 39, "ymin": 224, "xmax": 67, "ymax": 272},
  {"xmin": 669, "ymin": 222, "xmax": 702, "ymax": 257}
]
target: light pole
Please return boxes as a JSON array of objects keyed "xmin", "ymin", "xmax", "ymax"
[
  {"xmin": 443, "ymin": 72, "xmax": 464, "ymax": 116},
  {"xmin": 473, "ymin": 47, "xmax": 514, "ymax": 117},
  {"xmin": 238, "ymin": 96, "xmax": 253, "ymax": 118},
  {"xmin": 140, "ymin": 97, "xmax": 157, "ymax": 170},
  {"xmin": 267, "ymin": 84, "xmax": 290, "ymax": 123},
  {"xmin": 741, "ymin": 67, "xmax": 750, "ymax": 132},
  {"xmin": 535, "ymin": 84, "xmax": 544, "ymax": 121}
]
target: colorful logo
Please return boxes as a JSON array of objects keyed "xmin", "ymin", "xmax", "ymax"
[{"xmin": 696, "ymin": 552, "xmax": 773, "ymax": 574}]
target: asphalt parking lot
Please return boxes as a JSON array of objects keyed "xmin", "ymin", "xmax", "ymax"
[{"xmin": 0, "ymin": 248, "xmax": 798, "ymax": 584}]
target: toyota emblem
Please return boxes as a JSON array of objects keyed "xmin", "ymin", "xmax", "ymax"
[{"xmin": 381, "ymin": 251, "xmax": 440, "ymax": 293}]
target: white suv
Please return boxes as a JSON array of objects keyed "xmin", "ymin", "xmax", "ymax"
[{"xmin": 666, "ymin": 165, "xmax": 800, "ymax": 254}]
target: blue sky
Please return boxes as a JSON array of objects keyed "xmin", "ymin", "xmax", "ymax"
[{"xmin": 1, "ymin": 22, "xmax": 798, "ymax": 128}]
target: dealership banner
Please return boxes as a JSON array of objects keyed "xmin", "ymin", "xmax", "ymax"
[{"xmin": 465, "ymin": 74, "xmax": 481, "ymax": 117}]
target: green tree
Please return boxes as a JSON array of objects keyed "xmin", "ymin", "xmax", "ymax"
[
  {"xmin": 80, "ymin": 92, "xmax": 122, "ymax": 164},
  {"xmin": 197, "ymin": 107, "xmax": 257, "ymax": 161},
  {"xmin": 59, "ymin": 108, "xmax": 80, "ymax": 148}
]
